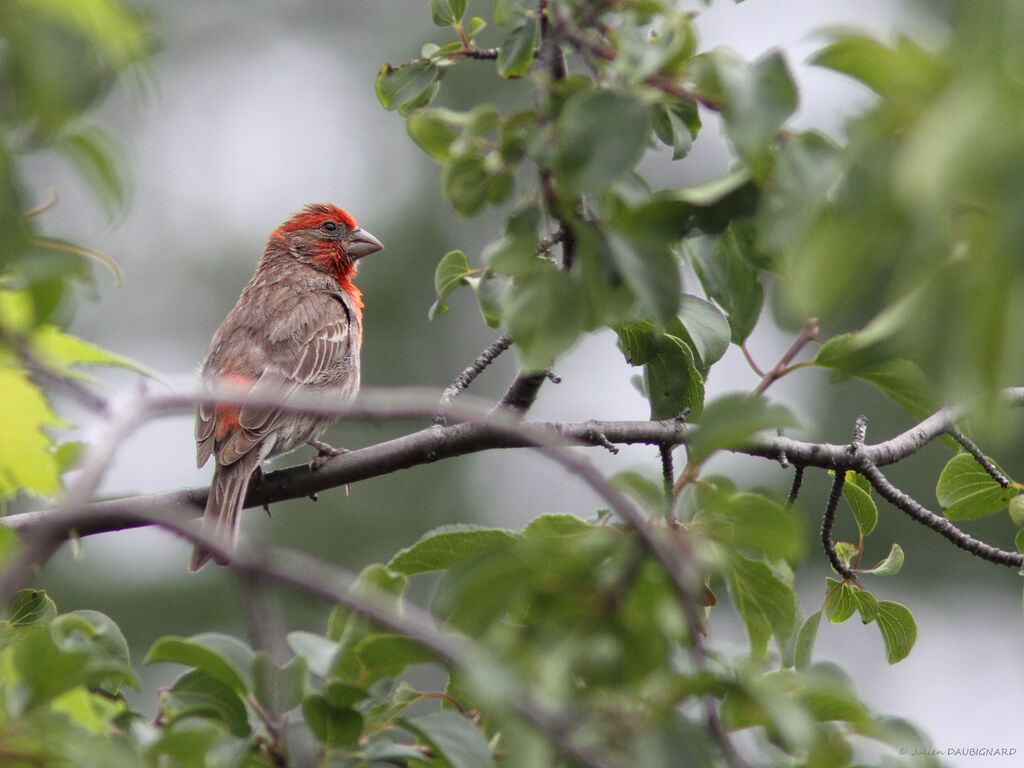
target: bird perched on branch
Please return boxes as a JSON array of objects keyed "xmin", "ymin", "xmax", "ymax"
[{"xmin": 190, "ymin": 203, "xmax": 383, "ymax": 571}]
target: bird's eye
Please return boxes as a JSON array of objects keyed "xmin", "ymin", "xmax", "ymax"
[{"xmin": 322, "ymin": 221, "xmax": 338, "ymax": 232}]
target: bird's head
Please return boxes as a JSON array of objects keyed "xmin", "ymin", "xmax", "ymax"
[{"xmin": 274, "ymin": 203, "xmax": 383, "ymax": 281}]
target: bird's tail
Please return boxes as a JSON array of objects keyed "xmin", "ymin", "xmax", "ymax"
[{"xmin": 190, "ymin": 455, "xmax": 258, "ymax": 571}]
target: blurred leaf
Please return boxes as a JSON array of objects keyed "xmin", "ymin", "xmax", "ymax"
[
  {"xmin": 252, "ymin": 652, "xmax": 306, "ymax": 720},
  {"xmin": 158, "ymin": 670, "xmax": 250, "ymax": 737},
  {"xmin": 725, "ymin": 556, "xmax": 798, "ymax": 662},
  {"xmin": 503, "ymin": 266, "xmax": 585, "ymax": 372},
  {"xmin": 429, "ymin": 250, "xmax": 472, "ymax": 320},
  {"xmin": 403, "ymin": 711, "xmax": 495, "ymax": 768},
  {"xmin": 712, "ymin": 50, "xmax": 798, "ymax": 179},
  {"xmin": 521, "ymin": 513, "xmax": 595, "ymax": 540},
  {"xmin": 610, "ymin": 472, "xmax": 666, "ymax": 514},
  {"xmin": 811, "ymin": 34, "xmax": 946, "ymax": 105},
  {"xmin": 376, "ymin": 60, "xmax": 440, "ymax": 113},
  {"xmin": 875, "ymin": 601, "xmax": 917, "ymax": 663},
  {"xmin": 322, "ymin": 681, "xmax": 370, "ymax": 709},
  {"xmin": 606, "ymin": 231, "xmax": 680, "ymax": 326},
  {"xmin": 355, "ymin": 634, "xmax": 438, "ymax": 682},
  {"xmin": 0, "ymin": 365, "xmax": 65, "ymax": 499},
  {"xmin": 698, "ymin": 492, "xmax": 804, "ymax": 562},
  {"xmin": 688, "ymin": 393, "xmax": 797, "ymax": 465},
  {"xmin": 56, "ymin": 124, "xmax": 124, "ymax": 212},
  {"xmin": 286, "ymin": 631, "xmax": 338, "ymax": 678},
  {"xmin": 676, "ymin": 294, "xmax": 730, "ymax": 371},
  {"xmin": 553, "ymin": 90, "xmax": 651, "ymax": 195},
  {"xmin": 144, "ymin": 633, "xmax": 254, "ymax": 694},
  {"xmin": 653, "ymin": 99, "xmax": 700, "ymax": 160},
  {"xmin": 32, "ymin": 324, "xmax": 151, "ymax": 377},
  {"xmin": 758, "ymin": 132, "xmax": 842, "ymax": 252},
  {"xmin": 468, "ymin": 270, "xmax": 505, "ymax": 327},
  {"xmin": 442, "ymin": 154, "xmax": 491, "ymax": 216},
  {"xmin": 685, "ymin": 222, "xmax": 765, "ymax": 343},
  {"xmin": 840, "ymin": 471, "xmax": 877, "ymax": 536},
  {"xmin": 6, "ymin": 589, "xmax": 57, "ymax": 627},
  {"xmin": 497, "ymin": 16, "xmax": 539, "ymax": 79},
  {"xmin": 303, "ymin": 695, "xmax": 364, "ymax": 747},
  {"xmin": 793, "ymin": 611, "xmax": 822, "ymax": 670},
  {"xmin": 813, "ymin": 334, "xmax": 941, "ymax": 421},
  {"xmin": 483, "ymin": 206, "xmax": 540, "ymax": 274},
  {"xmin": 389, "ymin": 524, "xmax": 517, "ymax": 576},
  {"xmin": 935, "ymin": 453, "xmax": 1017, "ymax": 521},
  {"xmin": 407, "ymin": 109, "xmax": 461, "ymax": 162},
  {"xmin": 430, "ymin": 0, "xmax": 466, "ymax": 26}
]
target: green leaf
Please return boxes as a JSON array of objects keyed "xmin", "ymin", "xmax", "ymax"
[
  {"xmin": 286, "ymin": 631, "xmax": 338, "ymax": 678},
  {"xmin": 813, "ymin": 334, "xmax": 941, "ymax": 421},
  {"xmin": 430, "ymin": 0, "xmax": 466, "ymax": 26},
  {"xmin": 144, "ymin": 633, "xmax": 254, "ymax": 694},
  {"xmin": 355, "ymin": 634, "xmax": 438, "ymax": 682},
  {"xmin": 875, "ymin": 601, "xmax": 917, "ymax": 663},
  {"xmin": 429, "ymin": 250, "xmax": 472, "ymax": 320},
  {"xmin": 606, "ymin": 231, "xmax": 681, "ymax": 326},
  {"xmin": 6, "ymin": 589, "xmax": 57, "ymax": 627},
  {"xmin": 725, "ymin": 556, "xmax": 798, "ymax": 662},
  {"xmin": 467, "ymin": 16, "xmax": 487, "ymax": 40},
  {"xmin": 936, "ymin": 453, "xmax": 1017, "ymax": 521},
  {"xmin": 653, "ymin": 100, "xmax": 700, "ymax": 160},
  {"xmin": 159, "ymin": 670, "xmax": 251, "ymax": 737},
  {"xmin": 521, "ymin": 513, "xmax": 595, "ymax": 540},
  {"xmin": 376, "ymin": 60, "xmax": 440, "ymax": 113},
  {"xmin": 793, "ymin": 611, "xmax": 822, "ymax": 670},
  {"xmin": 823, "ymin": 579, "xmax": 856, "ymax": 624},
  {"xmin": 483, "ymin": 206, "xmax": 540, "ymax": 274},
  {"xmin": 57, "ymin": 124, "xmax": 124, "ymax": 213},
  {"xmin": 497, "ymin": 16, "xmax": 539, "ymax": 79},
  {"xmin": 389, "ymin": 524, "xmax": 517, "ymax": 575},
  {"xmin": 616, "ymin": 321, "xmax": 704, "ymax": 420},
  {"xmin": 864, "ymin": 543, "xmax": 905, "ymax": 577},
  {"xmin": 1015, "ymin": 529, "xmax": 1024, "ymax": 554},
  {"xmin": 469, "ymin": 270, "xmax": 505, "ymax": 327},
  {"xmin": 1009, "ymin": 495, "xmax": 1024, "ymax": 527},
  {"xmin": 32, "ymin": 325, "xmax": 152, "ymax": 377},
  {"xmin": 322, "ymin": 681, "xmax": 370, "ymax": 709},
  {"xmin": 699, "ymin": 492, "xmax": 804, "ymax": 562},
  {"xmin": 810, "ymin": 34, "xmax": 945, "ymax": 104},
  {"xmin": 852, "ymin": 588, "xmax": 879, "ymax": 623},
  {"xmin": 687, "ymin": 393, "xmax": 797, "ymax": 465},
  {"xmin": 0, "ymin": 365, "xmax": 65, "ymax": 498},
  {"xmin": 758, "ymin": 132, "xmax": 842, "ymax": 252},
  {"xmin": 713, "ymin": 50, "xmax": 798, "ymax": 179},
  {"xmin": 503, "ymin": 266, "xmax": 586, "ymax": 372},
  {"xmin": 303, "ymin": 694, "xmax": 364, "ymax": 747},
  {"xmin": 407, "ymin": 109, "xmax": 461, "ymax": 162},
  {"xmin": 840, "ymin": 471, "xmax": 877, "ymax": 536},
  {"xmin": 685, "ymin": 223, "xmax": 765, "ymax": 343},
  {"xmin": 554, "ymin": 90, "xmax": 651, "ymax": 195},
  {"xmin": 403, "ymin": 711, "xmax": 495, "ymax": 768},
  {"xmin": 676, "ymin": 294, "xmax": 730, "ymax": 371},
  {"xmin": 252, "ymin": 652, "xmax": 306, "ymax": 719},
  {"xmin": 442, "ymin": 155, "xmax": 491, "ymax": 216}
]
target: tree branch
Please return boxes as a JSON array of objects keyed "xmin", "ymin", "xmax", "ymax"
[{"xmin": 435, "ymin": 335, "xmax": 511, "ymax": 425}]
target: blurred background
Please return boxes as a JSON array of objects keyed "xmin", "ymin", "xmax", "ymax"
[{"xmin": 18, "ymin": 0, "xmax": 1022, "ymax": 763}]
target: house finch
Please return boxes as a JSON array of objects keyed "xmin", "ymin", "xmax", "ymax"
[{"xmin": 190, "ymin": 203, "xmax": 383, "ymax": 571}]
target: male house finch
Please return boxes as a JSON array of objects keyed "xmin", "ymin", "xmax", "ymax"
[{"xmin": 190, "ymin": 203, "xmax": 383, "ymax": 571}]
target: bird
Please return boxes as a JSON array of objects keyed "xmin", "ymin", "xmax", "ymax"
[{"xmin": 190, "ymin": 203, "xmax": 383, "ymax": 571}]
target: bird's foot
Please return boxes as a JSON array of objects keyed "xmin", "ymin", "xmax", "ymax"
[{"xmin": 308, "ymin": 439, "xmax": 348, "ymax": 471}]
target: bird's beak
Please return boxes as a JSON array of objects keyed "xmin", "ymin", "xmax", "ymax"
[{"xmin": 347, "ymin": 228, "xmax": 384, "ymax": 259}]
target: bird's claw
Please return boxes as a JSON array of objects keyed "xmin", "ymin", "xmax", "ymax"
[{"xmin": 307, "ymin": 439, "xmax": 348, "ymax": 471}]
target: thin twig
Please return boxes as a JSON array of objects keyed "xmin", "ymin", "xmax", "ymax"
[
  {"xmin": 858, "ymin": 463, "xmax": 1023, "ymax": 568},
  {"xmin": 435, "ymin": 335, "xmax": 511, "ymax": 424},
  {"xmin": 786, "ymin": 465, "xmax": 805, "ymax": 508},
  {"xmin": 821, "ymin": 471, "xmax": 855, "ymax": 581},
  {"xmin": 946, "ymin": 427, "xmax": 1011, "ymax": 487},
  {"xmin": 659, "ymin": 444, "xmax": 675, "ymax": 521},
  {"xmin": 749, "ymin": 318, "xmax": 820, "ymax": 398}
]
